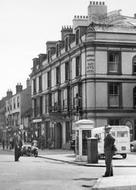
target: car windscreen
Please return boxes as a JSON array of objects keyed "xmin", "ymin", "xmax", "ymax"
[{"xmin": 117, "ymin": 131, "xmax": 128, "ymax": 138}]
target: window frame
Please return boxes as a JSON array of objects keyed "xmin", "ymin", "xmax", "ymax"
[
  {"xmin": 132, "ymin": 56, "xmax": 136, "ymax": 75},
  {"xmin": 107, "ymin": 51, "xmax": 121, "ymax": 74},
  {"xmin": 75, "ymin": 55, "xmax": 81, "ymax": 77},
  {"xmin": 133, "ymin": 87, "xmax": 136, "ymax": 108},
  {"xmin": 108, "ymin": 82, "xmax": 122, "ymax": 108}
]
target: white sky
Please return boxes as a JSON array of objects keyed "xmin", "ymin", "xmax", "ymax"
[{"xmin": 0, "ymin": 0, "xmax": 136, "ymax": 99}]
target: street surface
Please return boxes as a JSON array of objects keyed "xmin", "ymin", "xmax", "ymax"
[{"xmin": 0, "ymin": 150, "xmax": 136, "ymax": 190}]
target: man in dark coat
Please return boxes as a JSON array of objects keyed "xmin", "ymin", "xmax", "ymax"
[
  {"xmin": 14, "ymin": 133, "xmax": 22, "ymax": 162},
  {"xmin": 103, "ymin": 125, "xmax": 115, "ymax": 177}
]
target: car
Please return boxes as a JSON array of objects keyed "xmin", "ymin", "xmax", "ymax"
[
  {"xmin": 21, "ymin": 143, "xmax": 38, "ymax": 157},
  {"xmin": 130, "ymin": 140, "xmax": 136, "ymax": 152}
]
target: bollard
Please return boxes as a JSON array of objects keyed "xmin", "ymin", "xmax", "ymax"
[{"xmin": 87, "ymin": 137, "xmax": 98, "ymax": 163}]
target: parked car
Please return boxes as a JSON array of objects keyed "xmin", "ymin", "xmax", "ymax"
[
  {"xmin": 21, "ymin": 143, "xmax": 38, "ymax": 157},
  {"xmin": 130, "ymin": 140, "xmax": 136, "ymax": 152}
]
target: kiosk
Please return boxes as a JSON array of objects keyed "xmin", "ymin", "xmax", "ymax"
[{"xmin": 73, "ymin": 119, "xmax": 94, "ymax": 161}]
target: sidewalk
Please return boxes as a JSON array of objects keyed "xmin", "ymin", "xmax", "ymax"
[
  {"xmin": 38, "ymin": 150, "xmax": 136, "ymax": 190},
  {"xmin": 38, "ymin": 149, "xmax": 136, "ymax": 167}
]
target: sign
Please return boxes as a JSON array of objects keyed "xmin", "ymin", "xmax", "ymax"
[{"xmin": 32, "ymin": 119, "xmax": 42, "ymax": 123}]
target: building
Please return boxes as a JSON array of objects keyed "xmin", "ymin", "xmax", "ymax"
[
  {"xmin": 5, "ymin": 81, "xmax": 32, "ymax": 143},
  {"xmin": 30, "ymin": 1, "xmax": 136, "ymax": 149},
  {"xmin": 0, "ymin": 90, "xmax": 12, "ymax": 145}
]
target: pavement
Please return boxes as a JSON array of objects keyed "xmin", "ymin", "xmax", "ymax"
[
  {"xmin": 38, "ymin": 149, "xmax": 136, "ymax": 190},
  {"xmin": 38, "ymin": 149, "xmax": 136, "ymax": 167}
]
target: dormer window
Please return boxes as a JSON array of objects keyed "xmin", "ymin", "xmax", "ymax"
[
  {"xmin": 76, "ymin": 29, "xmax": 80, "ymax": 45},
  {"xmin": 65, "ymin": 37, "xmax": 69, "ymax": 52}
]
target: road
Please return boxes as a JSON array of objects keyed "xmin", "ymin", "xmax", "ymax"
[{"xmin": 0, "ymin": 151, "xmax": 136, "ymax": 190}]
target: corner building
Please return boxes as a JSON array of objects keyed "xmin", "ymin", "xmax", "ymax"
[{"xmin": 30, "ymin": 1, "xmax": 136, "ymax": 149}]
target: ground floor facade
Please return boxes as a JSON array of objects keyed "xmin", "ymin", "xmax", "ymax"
[{"xmin": 31, "ymin": 109, "xmax": 136, "ymax": 149}]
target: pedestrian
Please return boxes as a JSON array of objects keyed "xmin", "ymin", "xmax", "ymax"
[
  {"xmin": 103, "ymin": 125, "xmax": 116, "ymax": 177},
  {"xmin": 14, "ymin": 133, "xmax": 22, "ymax": 162},
  {"xmin": 2, "ymin": 139, "xmax": 5, "ymax": 150}
]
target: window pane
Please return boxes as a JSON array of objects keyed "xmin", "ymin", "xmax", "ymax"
[
  {"xmin": 108, "ymin": 52, "xmax": 120, "ymax": 73},
  {"xmin": 117, "ymin": 131, "xmax": 128, "ymax": 137},
  {"xmin": 109, "ymin": 95, "xmax": 119, "ymax": 106}
]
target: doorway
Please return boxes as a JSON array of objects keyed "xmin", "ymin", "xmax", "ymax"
[{"xmin": 54, "ymin": 123, "xmax": 62, "ymax": 149}]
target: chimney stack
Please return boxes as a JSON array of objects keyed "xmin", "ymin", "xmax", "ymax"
[
  {"xmin": 88, "ymin": 1, "xmax": 107, "ymax": 23},
  {"xmin": 6, "ymin": 90, "xmax": 13, "ymax": 98},
  {"xmin": 61, "ymin": 26, "xmax": 73, "ymax": 41},
  {"xmin": 16, "ymin": 83, "xmax": 23, "ymax": 94}
]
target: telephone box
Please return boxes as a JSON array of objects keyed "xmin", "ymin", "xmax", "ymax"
[{"xmin": 73, "ymin": 119, "xmax": 94, "ymax": 161}]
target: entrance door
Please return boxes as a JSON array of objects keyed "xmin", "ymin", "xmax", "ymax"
[{"xmin": 54, "ymin": 123, "xmax": 62, "ymax": 149}]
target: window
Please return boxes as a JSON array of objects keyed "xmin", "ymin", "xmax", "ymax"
[
  {"xmin": 45, "ymin": 95, "xmax": 49, "ymax": 114},
  {"xmin": 108, "ymin": 83, "xmax": 121, "ymax": 107},
  {"xmin": 72, "ymin": 85, "xmax": 82, "ymax": 110},
  {"xmin": 48, "ymin": 93, "xmax": 52, "ymax": 112},
  {"xmin": 133, "ymin": 56, "xmax": 136, "ymax": 74},
  {"xmin": 108, "ymin": 51, "xmax": 121, "ymax": 74},
  {"xmin": 47, "ymin": 50, "xmax": 51, "ymax": 63},
  {"xmin": 33, "ymin": 78, "xmax": 36, "ymax": 94},
  {"xmin": 109, "ymin": 119, "xmax": 120, "ymax": 125},
  {"xmin": 76, "ymin": 29, "xmax": 80, "ymax": 45},
  {"xmin": 17, "ymin": 96, "xmax": 20, "ymax": 108},
  {"xmin": 61, "ymin": 88, "xmax": 68, "ymax": 110},
  {"xmin": 56, "ymin": 66, "xmax": 60, "ymax": 85},
  {"xmin": 52, "ymin": 91, "xmax": 59, "ymax": 111},
  {"xmin": 33, "ymin": 98, "xmax": 37, "ymax": 117},
  {"xmin": 40, "ymin": 96, "xmax": 43, "ymax": 115},
  {"xmin": 117, "ymin": 131, "xmax": 128, "ymax": 138},
  {"xmin": 66, "ymin": 122, "xmax": 71, "ymax": 142},
  {"xmin": 76, "ymin": 56, "xmax": 81, "ymax": 77},
  {"xmin": 133, "ymin": 87, "xmax": 136, "ymax": 108},
  {"xmin": 47, "ymin": 71, "xmax": 51, "ymax": 88},
  {"xmin": 65, "ymin": 62, "xmax": 70, "ymax": 81},
  {"xmin": 39, "ymin": 75, "xmax": 42, "ymax": 92},
  {"xmin": 56, "ymin": 44, "xmax": 59, "ymax": 57},
  {"xmin": 65, "ymin": 37, "xmax": 69, "ymax": 52}
]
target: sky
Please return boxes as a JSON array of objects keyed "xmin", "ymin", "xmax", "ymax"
[{"xmin": 0, "ymin": 0, "xmax": 136, "ymax": 99}]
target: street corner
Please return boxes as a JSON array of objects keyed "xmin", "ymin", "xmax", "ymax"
[{"xmin": 92, "ymin": 175, "xmax": 136, "ymax": 190}]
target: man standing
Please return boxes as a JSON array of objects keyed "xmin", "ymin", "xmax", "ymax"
[
  {"xmin": 103, "ymin": 125, "xmax": 115, "ymax": 177},
  {"xmin": 14, "ymin": 133, "xmax": 22, "ymax": 162}
]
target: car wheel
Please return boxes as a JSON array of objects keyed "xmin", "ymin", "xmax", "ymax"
[{"xmin": 121, "ymin": 154, "xmax": 127, "ymax": 159}]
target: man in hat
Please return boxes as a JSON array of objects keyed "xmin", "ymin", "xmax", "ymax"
[
  {"xmin": 14, "ymin": 133, "xmax": 22, "ymax": 161},
  {"xmin": 103, "ymin": 125, "xmax": 115, "ymax": 177}
]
